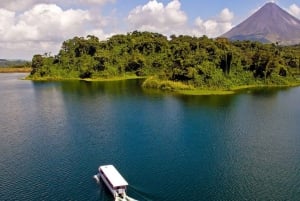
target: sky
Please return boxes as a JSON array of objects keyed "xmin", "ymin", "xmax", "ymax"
[{"xmin": 0, "ymin": 0, "xmax": 300, "ymax": 60}]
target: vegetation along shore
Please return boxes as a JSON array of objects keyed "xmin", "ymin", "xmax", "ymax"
[
  {"xmin": 27, "ymin": 31, "xmax": 300, "ymax": 95},
  {"xmin": 0, "ymin": 59, "xmax": 31, "ymax": 73},
  {"xmin": 0, "ymin": 67, "xmax": 32, "ymax": 73}
]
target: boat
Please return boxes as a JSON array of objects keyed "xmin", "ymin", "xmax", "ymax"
[{"xmin": 94, "ymin": 165, "xmax": 138, "ymax": 201}]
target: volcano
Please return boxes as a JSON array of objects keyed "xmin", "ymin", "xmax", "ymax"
[{"xmin": 222, "ymin": 2, "xmax": 300, "ymax": 45}]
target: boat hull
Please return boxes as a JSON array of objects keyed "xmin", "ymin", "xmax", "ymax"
[
  {"xmin": 99, "ymin": 173, "xmax": 117, "ymax": 197},
  {"xmin": 95, "ymin": 165, "xmax": 130, "ymax": 199}
]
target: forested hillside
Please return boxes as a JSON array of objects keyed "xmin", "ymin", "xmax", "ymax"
[{"xmin": 28, "ymin": 31, "xmax": 300, "ymax": 90}]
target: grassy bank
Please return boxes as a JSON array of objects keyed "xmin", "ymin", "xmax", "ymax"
[
  {"xmin": 26, "ymin": 73, "xmax": 145, "ymax": 82},
  {"xmin": 179, "ymin": 84, "xmax": 300, "ymax": 96},
  {"xmin": 26, "ymin": 73, "xmax": 300, "ymax": 96},
  {"xmin": 83, "ymin": 74, "xmax": 146, "ymax": 82},
  {"xmin": 177, "ymin": 89, "xmax": 235, "ymax": 95},
  {"xmin": 0, "ymin": 67, "xmax": 32, "ymax": 73},
  {"xmin": 142, "ymin": 76, "xmax": 300, "ymax": 95}
]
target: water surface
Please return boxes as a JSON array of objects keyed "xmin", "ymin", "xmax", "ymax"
[{"xmin": 1, "ymin": 73, "xmax": 300, "ymax": 201}]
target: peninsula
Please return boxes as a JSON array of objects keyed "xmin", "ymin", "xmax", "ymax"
[{"xmin": 27, "ymin": 31, "xmax": 300, "ymax": 94}]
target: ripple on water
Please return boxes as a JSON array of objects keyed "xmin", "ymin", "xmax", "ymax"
[{"xmin": 1, "ymin": 75, "xmax": 300, "ymax": 201}]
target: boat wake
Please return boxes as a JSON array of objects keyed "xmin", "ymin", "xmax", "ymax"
[
  {"xmin": 115, "ymin": 193, "xmax": 138, "ymax": 201},
  {"xmin": 126, "ymin": 186, "xmax": 156, "ymax": 201},
  {"xmin": 93, "ymin": 174, "xmax": 100, "ymax": 183},
  {"xmin": 93, "ymin": 165, "xmax": 156, "ymax": 201}
]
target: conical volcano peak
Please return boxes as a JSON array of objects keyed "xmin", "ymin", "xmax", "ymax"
[
  {"xmin": 260, "ymin": 2, "xmax": 287, "ymax": 13},
  {"xmin": 259, "ymin": 2, "xmax": 283, "ymax": 11},
  {"xmin": 264, "ymin": 2, "xmax": 277, "ymax": 6},
  {"xmin": 221, "ymin": 2, "xmax": 300, "ymax": 45}
]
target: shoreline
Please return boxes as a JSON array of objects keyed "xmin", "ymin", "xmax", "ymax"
[
  {"xmin": 0, "ymin": 68, "xmax": 32, "ymax": 73},
  {"xmin": 177, "ymin": 84, "xmax": 300, "ymax": 96},
  {"xmin": 26, "ymin": 75, "xmax": 300, "ymax": 96},
  {"xmin": 25, "ymin": 74, "xmax": 146, "ymax": 82}
]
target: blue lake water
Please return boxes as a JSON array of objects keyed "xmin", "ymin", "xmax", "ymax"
[{"xmin": 1, "ymin": 73, "xmax": 300, "ymax": 201}]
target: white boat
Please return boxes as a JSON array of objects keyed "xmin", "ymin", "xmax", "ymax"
[{"xmin": 94, "ymin": 165, "xmax": 137, "ymax": 201}]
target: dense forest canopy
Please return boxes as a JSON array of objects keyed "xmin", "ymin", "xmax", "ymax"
[{"xmin": 29, "ymin": 31, "xmax": 300, "ymax": 90}]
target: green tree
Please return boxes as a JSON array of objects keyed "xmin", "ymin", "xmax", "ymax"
[{"xmin": 31, "ymin": 54, "xmax": 44, "ymax": 75}]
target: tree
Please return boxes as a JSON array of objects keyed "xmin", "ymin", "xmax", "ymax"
[
  {"xmin": 31, "ymin": 54, "xmax": 44, "ymax": 75},
  {"xmin": 28, "ymin": 31, "xmax": 300, "ymax": 87}
]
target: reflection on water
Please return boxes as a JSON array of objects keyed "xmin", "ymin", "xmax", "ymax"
[
  {"xmin": 176, "ymin": 93, "xmax": 237, "ymax": 108},
  {"xmin": 59, "ymin": 79, "xmax": 145, "ymax": 97},
  {"xmin": 1, "ymin": 74, "xmax": 300, "ymax": 201},
  {"xmin": 237, "ymin": 86, "xmax": 292, "ymax": 97}
]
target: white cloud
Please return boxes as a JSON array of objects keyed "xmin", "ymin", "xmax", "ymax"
[
  {"xmin": 128, "ymin": 0, "xmax": 234, "ymax": 38},
  {"xmin": 0, "ymin": 3, "xmax": 109, "ymax": 59},
  {"xmin": 0, "ymin": 9, "xmax": 15, "ymax": 29},
  {"xmin": 0, "ymin": 4, "xmax": 111, "ymax": 59},
  {"xmin": 128, "ymin": 0, "xmax": 187, "ymax": 35},
  {"xmin": 218, "ymin": 8, "xmax": 234, "ymax": 22},
  {"xmin": 194, "ymin": 8, "xmax": 234, "ymax": 37},
  {"xmin": 288, "ymin": 4, "xmax": 300, "ymax": 18},
  {"xmin": 0, "ymin": 4, "xmax": 91, "ymax": 42},
  {"xmin": 0, "ymin": 0, "xmax": 115, "ymax": 12},
  {"xmin": 0, "ymin": 0, "xmax": 36, "ymax": 11},
  {"xmin": 79, "ymin": 0, "xmax": 115, "ymax": 5},
  {"xmin": 0, "ymin": 0, "xmax": 236, "ymax": 59}
]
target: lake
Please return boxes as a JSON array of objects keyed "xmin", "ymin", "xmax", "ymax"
[{"xmin": 1, "ymin": 73, "xmax": 300, "ymax": 201}]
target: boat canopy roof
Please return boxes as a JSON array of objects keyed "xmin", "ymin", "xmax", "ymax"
[{"xmin": 99, "ymin": 165, "xmax": 128, "ymax": 187}]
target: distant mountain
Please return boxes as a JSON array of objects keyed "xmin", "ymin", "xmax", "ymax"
[
  {"xmin": 222, "ymin": 2, "xmax": 300, "ymax": 45},
  {"xmin": 0, "ymin": 59, "xmax": 28, "ymax": 67}
]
